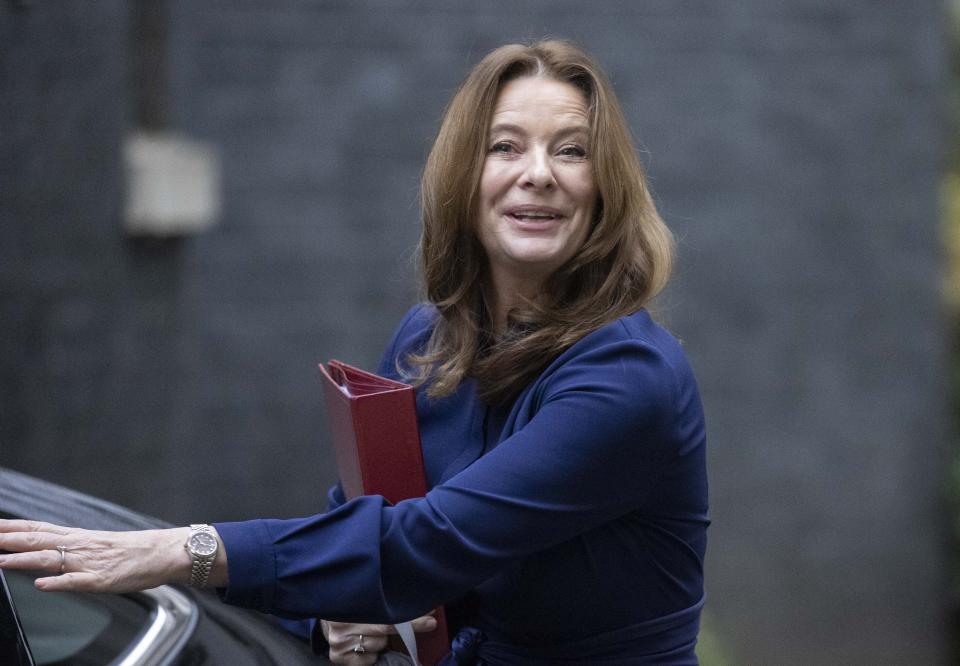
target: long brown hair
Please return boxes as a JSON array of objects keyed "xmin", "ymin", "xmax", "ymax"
[{"xmin": 409, "ymin": 40, "xmax": 674, "ymax": 405}]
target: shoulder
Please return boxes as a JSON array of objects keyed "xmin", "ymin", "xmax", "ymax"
[
  {"xmin": 515, "ymin": 309, "xmax": 704, "ymax": 464},
  {"xmin": 391, "ymin": 302, "xmax": 437, "ymax": 349},
  {"xmin": 612, "ymin": 309, "xmax": 693, "ymax": 378},
  {"xmin": 377, "ymin": 303, "xmax": 438, "ymax": 378},
  {"xmin": 536, "ymin": 309, "xmax": 697, "ymax": 415},
  {"xmin": 552, "ymin": 309, "xmax": 690, "ymax": 374}
]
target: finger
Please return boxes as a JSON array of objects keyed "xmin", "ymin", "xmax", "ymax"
[
  {"xmin": 330, "ymin": 648, "xmax": 379, "ymax": 666},
  {"xmin": 329, "ymin": 633, "xmax": 388, "ymax": 653},
  {"xmin": 330, "ymin": 652, "xmax": 380, "ymax": 666},
  {"xmin": 375, "ymin": 614, "xmax": 438, "ymax": 635},
  {"xmin": 35, "ymin": 572, "xmax": 93, "ymax": 592},
  {"xmin": 0, "ymin": 520, "xmax": 72, "ymax": 536},
  {"xmin": 0, "ymin": 549, "xmax": 61, "ymax": 572},
  {"xmin": 328, "ymin": 621, "xmax": 395, "ymax": 638},
  {"xmin": 335, "ymin": 622, "xmax": 393, "ymax": 637},
  {"xmin": 410, "ymin": 614, "xmax": 439, "ymax": 633},
  {"xmin": 0, "ymin": 531, "xmax": 64, "ymax": 554},
  {"xmin": 328, "ymin": 638, "xmax": 380, "ymax": 660}
]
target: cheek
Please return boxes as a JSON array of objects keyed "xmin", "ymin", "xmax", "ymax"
[
  {"xmin": 571, "ymin": 192, "xmax": 598, "ymax": 234},
  {"xmin": 558, "ymin": 168, "xmax": 597, "ymax": 208},
  {"xmin": 576, "ymin": 178, "xmax": 599, "ymax": 208},
  {"xmin": 570, "ymin": 182, "xmax": 598, "ymax": 241},
  {"xmin": 478, "ymin": 162, "xmax": 508, "ymax": 202}
]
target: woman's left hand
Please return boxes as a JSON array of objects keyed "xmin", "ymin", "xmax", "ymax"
[
  {"xmin": 321, "ymin": 613, "xmax": 438, "ymax": 665},
  {"xmin": 0, "ymin": 519, "xmax": 201, "ymax": 593}
]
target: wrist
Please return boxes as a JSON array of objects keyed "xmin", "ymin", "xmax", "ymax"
[
  {"xmin": 178, "ymin": 524, "xmax": 228, "ymax": 589},
  {"xmin": 207, "ymin": 525, "xmax": 228, "ymax": 588},
  {"xmin": 184, "ymin": 524, "xmax": 218, "ymax": 588},
  {"xmin": 202, "ymin": 525, "xmax": 228, "ymax": 588}
]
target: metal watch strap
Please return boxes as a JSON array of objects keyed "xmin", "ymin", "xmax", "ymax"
[
  {"xmin": 190, "ymin": 553, "xmax": 214, "ymax": 588},
  {"xmin": 187, "ymin": 524, "xmax": 216, "ymax": 588}
]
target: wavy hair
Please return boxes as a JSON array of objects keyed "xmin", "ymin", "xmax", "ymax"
[{"xmin": 408, "ymin": 40, "xmax": 674, "ymax": 405}]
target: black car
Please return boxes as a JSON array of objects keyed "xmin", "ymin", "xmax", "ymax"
[{"xmin": 0, "ymin": 466, "xmax": 325, "ymax": 665}]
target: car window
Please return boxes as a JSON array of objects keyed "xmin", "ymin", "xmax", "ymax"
[{"xmin": 4, "ymin": 571, "xmax": 152, "ymax": 665}]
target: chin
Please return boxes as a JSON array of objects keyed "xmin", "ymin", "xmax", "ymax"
[
  {"xmin": 503, "ymin": 253, "xmax": 565, "ymax": 276},
  {"xmin": 506, "ymin": 238, "xmax": 567, "ymax": 260}
]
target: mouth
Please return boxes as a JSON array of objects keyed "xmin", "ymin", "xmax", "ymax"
[{"xmin": 504, "ymin": 206, "xmax": 565, "ymax": 225}]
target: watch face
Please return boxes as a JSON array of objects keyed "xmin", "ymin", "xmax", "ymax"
[{"xmin": 189, "ymin": 532, "xmax": 218, "ymax": 557}]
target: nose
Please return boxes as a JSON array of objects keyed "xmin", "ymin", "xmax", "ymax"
[{"xmin": 520, "ymin": 148, "xmax": 555, "ymax": 190}]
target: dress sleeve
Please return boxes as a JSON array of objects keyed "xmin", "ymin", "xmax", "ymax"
[{"xmin": 215, "ymin": 335, "xmax": 689, "ymax": 623}]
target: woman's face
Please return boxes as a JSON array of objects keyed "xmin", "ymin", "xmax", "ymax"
[{"xmin": 475, "ymin": 76, "xmax": 597, "ymax": 293}]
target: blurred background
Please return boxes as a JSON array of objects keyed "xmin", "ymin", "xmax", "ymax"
[{"xmin": 0, "ymin": 1, "xmax": 949, "ymax": 663}]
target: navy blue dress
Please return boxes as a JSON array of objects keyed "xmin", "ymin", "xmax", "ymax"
[{"xmin": 215, "ymin": 304, "xmax": 709, "ymax": 664}]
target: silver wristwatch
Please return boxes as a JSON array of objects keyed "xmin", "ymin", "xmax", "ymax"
[{"xmin": 184, "ymin": 524, "xmax": 219, "ymax": 588}]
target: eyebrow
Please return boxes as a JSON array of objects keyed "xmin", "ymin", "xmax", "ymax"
[{"xmin": 488, "ymin": 122, "xmax": 590, "ymax": 138}]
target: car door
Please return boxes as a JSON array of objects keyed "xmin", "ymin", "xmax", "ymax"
[
  {"xmin": 0, "ymin": 566, "xmax": 197, "ymax": 666},
  {"xmin": 0, "ymin": 569, "xmax": 35, "ymax": 666}
]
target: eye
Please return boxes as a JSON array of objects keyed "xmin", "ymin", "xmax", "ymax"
[
  {"xmin": 489, "ymin": 141, "xmax": 516, "ymax": 154},
  {"xmin": 558, "ymin": 144, "xmax": 587, "ymax": 158}
]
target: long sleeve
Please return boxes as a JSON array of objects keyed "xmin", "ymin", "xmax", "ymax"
[{"xmin": 214, "ymin": 316, "xmax": 705, "ymax": 626}]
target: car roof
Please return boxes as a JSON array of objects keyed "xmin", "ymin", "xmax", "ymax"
[{"xmin": 0, "ymin": 466, "xmax": 169, "ymax": 531}]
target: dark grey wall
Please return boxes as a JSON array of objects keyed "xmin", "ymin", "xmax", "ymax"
[
  {"xmin": 647, "ymin": 6, "xmax": 948, "ymax": 665},
  {"xmin": 0, "ymin": 1, "xmax": 948, "ymax": 663},
  {"xmin": 0, "ymin": 2, "xmax": 135, "ymax": 504}
]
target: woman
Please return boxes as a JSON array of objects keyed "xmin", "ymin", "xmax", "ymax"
[{"xmin": 0, "ymin": 41, "xmax": 708, "ymax": 664}]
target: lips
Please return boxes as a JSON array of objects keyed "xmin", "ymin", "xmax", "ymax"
[{"xmin": 504, "ymin": 205, "xmax": 565, "ymax": 225}]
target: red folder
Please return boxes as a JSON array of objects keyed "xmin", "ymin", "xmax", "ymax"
[{"xmin": 318, "ymin": 359, "xmax": 450, "ymax": 665}]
